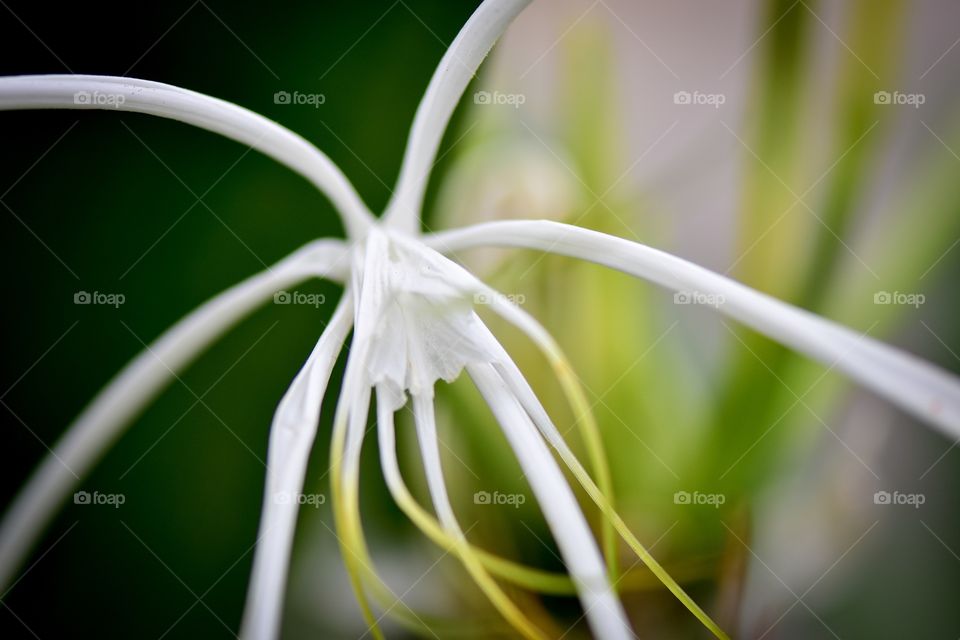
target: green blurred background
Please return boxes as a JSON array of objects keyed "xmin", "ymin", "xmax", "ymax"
[
  {"xmin": 1, "ymin": 1, "xmax": 959, "ymax": 638},
  {"xmin": 0, "ymin": 1, "xmax": 484, "ymax": 638}
]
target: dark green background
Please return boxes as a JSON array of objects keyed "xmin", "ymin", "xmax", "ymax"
[
  {"xmin": 2, "ymin": 2, "xmax": 960, "ymax": 639},
  {"xmin": 0, "ymin": 2, "xmax": 481, "ymax": 638}
]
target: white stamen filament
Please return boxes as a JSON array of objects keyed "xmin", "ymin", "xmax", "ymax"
[{"xmin": 412, "ymin": 395, "xmax": 462, "ymax": 533}]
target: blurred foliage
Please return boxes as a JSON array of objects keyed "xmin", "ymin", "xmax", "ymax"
[
  {"xmin": 432, "ymin": 0, "xmax": 960, "ymax": 637},
  {"xmin": 1, "ymin": 0, "xmax": 959, "ymax": 639}
]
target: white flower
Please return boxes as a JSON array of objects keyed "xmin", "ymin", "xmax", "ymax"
[{"xmin": 1, "ymin": 1, "xmax": 958, "ymax": 639}]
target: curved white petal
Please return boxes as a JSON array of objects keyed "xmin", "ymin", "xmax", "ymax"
[
  {"xmin": 473, "ymin": 321, "xmax": 728, "ymax": 638},
  {"xmin": 0, "ymin": 75, "xmax": 373, "ymax": 237},
  {"xmin": 0, "ymin": 239, "xmax": 349, "ymax": 590},
  {"xmin": 427, "ymin": 220, "xmax": 960, "ymax": 440},
  {"xmin": 240, "ymin": 295, "xmax": 353, "ymax": 640},
  {"xmin": 467, "ymin": 363, "xmax": 633, "ymax": 640},
  {"xmin": 383, "ymin": 0, "xmax": 531, "ymax": 232}
]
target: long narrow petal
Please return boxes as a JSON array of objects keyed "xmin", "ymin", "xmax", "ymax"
[
  {"xmin": 0, "ymin": 239, "xmax": 348, "ymax": 590},
  {"xmin": 474, "ymin": 322, "xmax": 729, "ymax": 639},
  {"xmin": 428, "ymin": 220, "xmax": 960, "ymax": 439},
  {"xmin": 467, "ymin": 363, "xmax": 634, "ymax": 640},
  {"xmin": 473, "ymin": 295, "xmax": 621, "ymax": 578},
  {"xmin": 383, "ymin": 0, "xmax": 531, "ymax": 232},
  {"xmin": 240, "ymin": 295, "xmax": 353, "ymax": 640},
  {"xmin": 0, "ymin": 75, "xmax": 374, "ymax": 236}
]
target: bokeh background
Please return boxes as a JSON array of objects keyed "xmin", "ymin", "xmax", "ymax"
[{"xmin": 1, "ymin": 0, "xmax": 959, "ymax": 638}]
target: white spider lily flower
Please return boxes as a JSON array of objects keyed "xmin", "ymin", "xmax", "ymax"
[{"xmin": 0, "ymin": 0, "xmax": 958, "ymax": 639}]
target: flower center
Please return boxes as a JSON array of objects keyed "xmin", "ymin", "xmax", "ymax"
[{"xmin": 350, "ymin": 228, "xmax": 497, "ymax": 410}]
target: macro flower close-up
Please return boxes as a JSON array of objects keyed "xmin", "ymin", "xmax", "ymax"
[{"xmin": 1, "ymin": 0, "xmax": 959, "ymax": 638}]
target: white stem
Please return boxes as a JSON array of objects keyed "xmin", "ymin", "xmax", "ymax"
[
  {"xmin": 0, "ymin": 75, "xmax": 374, "ymax": 237},
  {"xmin": 0, "ymin": 240, "xmax": 348, "ymax": 590},
  {"xmin": 240, "ymin": 295, "xmax": 353, "ymax": 640},
  {"xmin": 383, "ymin": 0, "xmax": 531, "ymax": 233},
  {"xmin": 427, "ymin": 220, "xmax": 960, "ymax": 440},
  {"xmin": 467, "ymin": 363, "xmax": 633, "ymax": 640}
]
